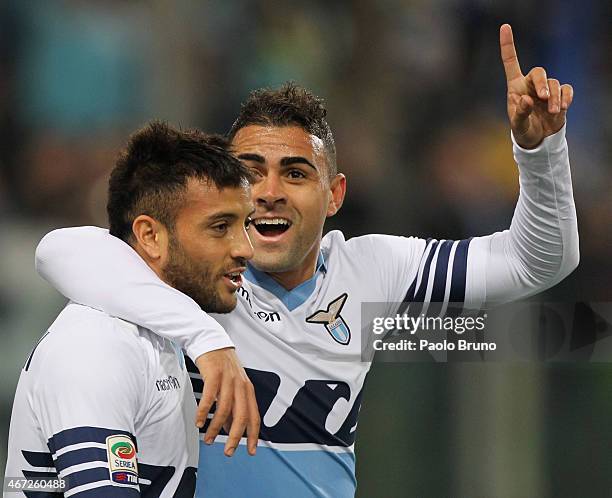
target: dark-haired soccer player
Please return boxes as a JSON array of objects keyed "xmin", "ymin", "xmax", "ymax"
[
  {"xmin": 34, "ymin": 26, "xmax": 578, "ymax": 497},
  {"xmin": 5, "ymin": 123, "xmax": 257, "ymax": 496}
]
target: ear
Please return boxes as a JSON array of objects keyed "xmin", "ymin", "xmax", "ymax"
[
  {"xmin": 132, "ymin": 215, "xmax": 169, "ymax": 265},
  {"xmin": 326, "ymin": 173, "xmax": 346, "ymax": 217}
]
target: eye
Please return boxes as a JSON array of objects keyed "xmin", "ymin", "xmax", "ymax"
[
  {"xmin": 212, "ymin": 222, "xmax": 228, "ymax": 233},
  {"xmin": 287, "ymin": 169, "xmax": 306, "ymax": 179}
]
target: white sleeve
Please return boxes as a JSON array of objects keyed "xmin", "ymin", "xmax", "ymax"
[
  {"xmin": 35, "ymin": 227, "xmax": 234, "ymax": 361},
  {"xmin": 467, "ymin": 124, "xmax": 579, "ymax": 307},
  {"xmin": 366, "ymin": 125, "xmax": 578, "ymax": 314}
]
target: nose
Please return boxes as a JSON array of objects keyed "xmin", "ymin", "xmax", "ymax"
[
  {"xmin": 231, "ymin": 226, "xmax": 255, "ymax": 262},
  {"xmin": 255, "ymin": 172, "xmax": 286, "ymax": 207}
]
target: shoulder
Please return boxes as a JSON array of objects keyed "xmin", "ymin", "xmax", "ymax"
[
  {"xmin": 32, "ymin": 303, "xmax": 148, "ymax": 379},
  {"xmin": 322, "ymin": 230, "xmax": 426, "ymax": 264},
  {"xmin": 25, "ymin": 305, "xmax": 151, "ymax": 443}
]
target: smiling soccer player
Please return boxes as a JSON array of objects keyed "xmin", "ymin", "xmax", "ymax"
[{"xmin": 32, "ymin": 25, "xmax": 578, "ymax": 497}]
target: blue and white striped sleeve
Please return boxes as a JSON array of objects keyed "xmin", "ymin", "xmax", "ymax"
[
  {"xmin": 352, "ymin": 233, "xmax": 477, "ymax": 316},
  {"xmin": 47, "ymin": 427, "xmax": 140, "ymax": 497},
  {"xmin": 396, "ymin": 125, "xmax": 578, "ymax": 314},
  {"xmin": 401, "ymin": 238, "xmax": 475, "ymax": 317}
]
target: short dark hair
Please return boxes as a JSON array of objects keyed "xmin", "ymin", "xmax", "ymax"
[
  {"xmin": 108, "ymin": 121, "xmax": 253, "ymax": 243},
  {"xmin": 228, "ymin": 82, "xmax": 337, "ymax": 176}
]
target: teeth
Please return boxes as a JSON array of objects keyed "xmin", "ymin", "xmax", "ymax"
[{"xmin": 253, "ymin": 218, "xmax": 290, "ymax": 226}]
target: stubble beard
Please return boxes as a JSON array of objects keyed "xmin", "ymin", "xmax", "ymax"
[{"xmin": 163, "ymin": 235, "xmax": 235, "ymax": 314}]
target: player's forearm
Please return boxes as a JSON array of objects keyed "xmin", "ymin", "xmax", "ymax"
[
  {"xmin": 35, "ymin": 226, "xmax": 234, "ymax": 360},
  {"xmin": 476, "ymin": 125, "xmax": 579, "ymax": 305},
  {"xmin": 509, "ymin": 124, "xmax": 579, "ymax": 281}
]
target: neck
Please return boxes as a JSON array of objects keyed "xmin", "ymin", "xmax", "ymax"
[
  {"xmin": 264, "ymin": 244, "xmax": 321, "ymax": 290},
  {"xmin": 134, "ymin": 244, "xmax": 169, "ymax": 285}
]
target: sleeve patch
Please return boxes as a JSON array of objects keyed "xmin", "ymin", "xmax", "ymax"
[{"xmin": 106, "ymin": 435, "xmax": 138, "ymax": 486}]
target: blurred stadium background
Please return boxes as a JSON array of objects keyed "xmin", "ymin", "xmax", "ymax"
[{"xmin": 1, "ymin": 1, "xmax": 610, "ymax": 496}]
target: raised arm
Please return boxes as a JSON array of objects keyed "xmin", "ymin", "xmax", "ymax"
[
  {"xmin": 467, "ymin": 123, "xmax": 578, "ymax": 307},
  {"xmin": 475, "ymin": 24, "xmax": 578, "ymax": 304},
  {"xmin": 388, "ymin": 25, "xmax": 578, "ymax": 312}
]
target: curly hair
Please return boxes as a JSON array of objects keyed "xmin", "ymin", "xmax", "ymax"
[{"xmin": 228, "ymin": 82, "xmax": 337, "ymax": 176}]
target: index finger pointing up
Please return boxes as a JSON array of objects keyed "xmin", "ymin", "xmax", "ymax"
[{"xmin": 500, "ymin": 24, "xmax": 523, "ymax": 82}]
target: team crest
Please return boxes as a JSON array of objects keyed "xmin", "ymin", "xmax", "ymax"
[
  {"xmin": 306, "ymin": 293, "xmax": 351, "ymax": 345},
  {"xmin": 106, "ymin": 435, "xmax": 138, "ymax": 485}
]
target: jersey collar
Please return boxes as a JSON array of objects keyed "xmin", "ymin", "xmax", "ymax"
[{"xmin": 244, "ymin": 252, "xmax": 327, "ymax": 311}]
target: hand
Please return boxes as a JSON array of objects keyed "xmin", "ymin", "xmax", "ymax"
[
  {"xmin": 500, "ymin": 24, "xmax": 574, "ymax": 149},
  {"xmin": 194, "ymin": 347, "xmax": 260, "ymax": 456}
]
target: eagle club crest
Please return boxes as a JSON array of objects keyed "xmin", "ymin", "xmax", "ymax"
[{"xmin": 306, "ymin": 293, "xmax": 351, "ymax": 345}]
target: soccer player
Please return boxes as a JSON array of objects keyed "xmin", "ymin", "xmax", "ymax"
[
  {"xmin": 4, "ymin": 122, "xmax": 258, "ymax": 496},
  {"xmin": 33, "ymin": 25, "xmax": 578, "ymax": 497}
]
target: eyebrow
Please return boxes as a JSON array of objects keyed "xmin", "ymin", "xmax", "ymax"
[
  {"xmin": 280, "ymin": 156, "xmax": 317, "ymax": 171},
  {"xmin": 237, "ymin": 153, "xmax": 265, "ymax": 163},
  {"xmin": 205, "ymin": 212, "xmax": 239, "ymax": 224},
  {"xmin": 237, "ymin": 153, "xmax": 316, "ymax": 171},
  {"xmin": 205, "ymin": 207, "xmax": 256, "ymax": 224}
]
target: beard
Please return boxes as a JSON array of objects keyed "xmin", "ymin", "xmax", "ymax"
[{"xmin": 162, "ymin": 235, "xmax": 235, "ymax": 314}]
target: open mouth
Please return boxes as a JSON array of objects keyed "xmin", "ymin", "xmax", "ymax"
[
  {"xmin": 252, "ymin": 217, "xmax": 292, "ymax": 237},
  {"xmin": 223, "ymin": 270, "xmax": 244, "ymax": 289}
]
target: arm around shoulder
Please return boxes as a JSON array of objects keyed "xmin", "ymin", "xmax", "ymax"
[{"xmin": 35, "ymin": 226, "xmax": 234, "ymax": 361}]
